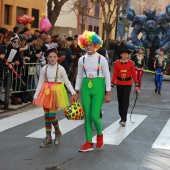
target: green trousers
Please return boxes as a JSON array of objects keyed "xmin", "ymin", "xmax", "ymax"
[{"xmin": 81, "ymin": 77, "xmax": 105, "ymax": 142}]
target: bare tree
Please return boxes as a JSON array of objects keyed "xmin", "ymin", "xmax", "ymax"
[
  {"xmin": 70, "ymin": 0, "xmax": 95, "ymax": 33},
  {"xmin": 47, "ymin": 0, "xmax": 69, "ymax": 35},
  {"xmin": 99, "ymin": 0, "xmax": 129, "ymax": 49},
  {"xmin": 136, "ymin": 0, "xmax": 168, "ymax": 14}
]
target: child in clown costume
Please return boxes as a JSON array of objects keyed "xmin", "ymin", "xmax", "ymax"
[
  {"xmin": 75, "ymin": 31, "xmax": 111, "ymax": 152},
  {"xmin": 134, "ymin": 46, "xmax": 145, "ymax": 92},
  {"xmin": 33, "ymin": 47, "xmax": 78, "ymax": 148}
]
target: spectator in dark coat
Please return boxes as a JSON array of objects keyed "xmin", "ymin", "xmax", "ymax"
[
  {"xmin": 97, "ymin": 47, "xmax": 106, "ymax": 58},
  {"xmin": 60, "ymin": 40, "xmax": 75, "ymax": 75},
  {"xmin": 0, "ymin": 48, "xmax": 12, "ymax": 105},
  {"xmin": 5, "ymin": 34, "xmax": 24, "ymax": 105},
  {"xmin": 0, "ymin": 48, "xmax": 12, "ymax": 79},
  {"xmin": 0, "ymin": 27, "xmax": 8, "ymax": 51},
  {"xmin": 70, "ymin": 40, "xmax": 82, "ymax": 87},
  {"xmin": 5, "ymin": 34, "xmax": 23, "ymax": 65},
  {"xmin": 24, "ymin": 35, "xmax": 41, "ymax": 63}
]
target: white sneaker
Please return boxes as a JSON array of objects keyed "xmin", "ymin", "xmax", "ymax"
[{"xmin": 119, "ymin": 121, "xmax": 126, "ymax": 127}]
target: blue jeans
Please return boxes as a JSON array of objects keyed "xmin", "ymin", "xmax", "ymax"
[{"xmin": 155, "ymin": 68, "xmax": 163, "ymax": 93}]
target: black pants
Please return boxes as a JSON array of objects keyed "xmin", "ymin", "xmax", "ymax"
[{"xmin": 116, "ymin": 85, "xmax": 132, "ymax": 122}]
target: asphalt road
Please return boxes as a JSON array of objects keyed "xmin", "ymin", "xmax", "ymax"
[{"xmin": 0, "ymin": 72, "xmax": 170, "ymax": 170}]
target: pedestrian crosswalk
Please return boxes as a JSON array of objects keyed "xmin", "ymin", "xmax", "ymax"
[
  {"xmin": 92, "ymin": 114, "xmax": 147, "ymax": 145},
  {"xmin": 1, "ymin": 108, "xmax": 170, "ymax": 150},
  {"xmin": 152, "ymin": 118, "xmax": 170, "ymax": 150}
]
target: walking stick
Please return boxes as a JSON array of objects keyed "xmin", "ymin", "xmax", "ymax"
[
  {"xmin": 3, "ymin": 57, "xmax": 26, "ymax": 86},
  {"xmin": 130, "ymin": 91, "xmax": 138, "ymax": 123}
]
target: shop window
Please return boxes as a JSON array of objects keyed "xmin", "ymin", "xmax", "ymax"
[
  {"xmin": 94, "ymin": 3, "xmax": 99, "ymax": 17},
  {"xmin": 32, "ymin": 9, "xmax": 39, "ymax": 28},
  {"xmin": 16, "ymin": 7, "xmax": 27, "ymax": 30},
  {"xmin": 4, "ymin": 5, "xmax": 11, "ymax": 25},
  {"xmin": 88, "ymin": 25, "xmax": 93, "ymax": 31},
  {"xmin": 94, "ymin": 26, "xmax": 99, "ymax": 35}
]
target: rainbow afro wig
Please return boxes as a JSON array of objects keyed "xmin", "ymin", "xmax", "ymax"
[{"xmin": 78, "ymin": 30, "xmax": 103, "ymax": 50}]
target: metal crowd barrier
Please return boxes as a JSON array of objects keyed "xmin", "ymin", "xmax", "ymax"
[
  {"xmin": 11, "ymin": 63, "xmax": 40, "ymax": 93},
  {"xmin": 0, "ymin": 63, "xmax": 41, "ymax": 109},
  {"xmin": 108, "ymin": 50, "xmax": 116, "ymax": 66}
]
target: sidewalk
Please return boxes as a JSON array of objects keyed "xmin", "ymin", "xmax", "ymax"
[{"xmin": 0, "ymin": 93, "xmax": 33, "ymax": 118}]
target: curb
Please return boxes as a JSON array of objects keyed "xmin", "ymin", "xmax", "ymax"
[{"xmin": 0, "ymin": 102, "xmax": 34, "ymax": 119}]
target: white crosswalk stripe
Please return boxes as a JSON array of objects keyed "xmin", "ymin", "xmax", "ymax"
[
  {"xmin": 26, "ymin": 118, "xmax": 84, "ymax": 139},
  {"xmin": 92, "ymin": 114, "xmax": 147, "ymax": 145},
  {"xmin": 152, "ymin": 118, "xmax": 170, "ymax": 150},
  {"xmin": 0, "ymin": 107, "xmax": 43, "ymax": 132}
]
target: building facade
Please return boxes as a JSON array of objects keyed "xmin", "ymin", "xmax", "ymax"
[
  {"xmin": 0, "ymin": 0, "xmax": 46, "ymax": 32},
  {"xmin": 79, "ymin": 2, "xmax": 101, "ymax": 36},
  {"xmin": 52, "ymin": 0, "xmax": 79, "ymax": 36},
  {"xmin": 54, "ymin": 0, "xmax": 102, "ymax": 38},
  {"xmin": 130, "ymin": 0, "xmax": 168, "ymax": 15},
  {"xmin": 1, "ymin": 0, "xmax": 116, "ymax": 40}
]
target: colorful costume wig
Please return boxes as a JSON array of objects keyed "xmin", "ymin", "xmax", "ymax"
[{"xmin": 78, "ymin": 30, "xmax": 103, "ymax": 50}]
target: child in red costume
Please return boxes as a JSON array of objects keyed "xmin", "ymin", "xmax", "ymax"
[{"xmin": 111, "ymin": 45, "xmax": 139, "ymax": 126}]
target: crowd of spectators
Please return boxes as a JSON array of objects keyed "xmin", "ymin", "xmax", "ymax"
[
  {"xmin": 0, "ymin": 26, "xmax": 86, "ymax": 105},
  {"xmin": 1, "ymin": 26, "xmax": 156, "ymax": 106}
]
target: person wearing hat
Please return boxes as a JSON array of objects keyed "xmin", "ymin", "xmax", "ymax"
[
  {"xmin": 21, "ymin": 27, "xmax": 30, "ymax": 36},
  {"xmin": 0, "ymin": 48, "xmax": 13, "ymax": 105},
  {"xmin": 24, "ymin": 35, "xmax": 41, "ymax": 63},
  {"xmin": 23, "ymin": 35, "xmax": 41, "ymax": 102},
  {"xmin": 5, "ymin": 34, "xmax": 24, "ymax": 67},
  {"xmin": 75, "ymin": 30, "xmax": 111, "ymax": 152},
  {"xmin": 111, "ymin": 45, "xmax": 139, "ymax": 127},
  {"xmin": 134, "ymin": 46, "xmax": 145, "ymax": 92},
  {"xmin": 154, "ymin": 48, "xmax": 167, "ymax": 95},
  {"xmin": 19, "ymin": 34, "xmax": 28, "ymax": 55},
  {"xmin": 5, "ymin": 34, "xmax": 24, "ymax": 105}
]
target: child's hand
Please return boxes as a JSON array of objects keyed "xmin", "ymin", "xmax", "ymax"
[
  {"xmin": 135, "ymin": 86, "xmax": 140, "ymax": 93},
  {"xmin": 32, "ymin": 99, "xmax": 36, "ymax": 106},
  {"xmin": 15, "ymin": 61, "xmax": 20, "ymax": 66},
  {"xmin": 24, "ymin": 57, "xmax": 30, "ymax": 61},
  {"xmin": 8, "ymin": 64, "xmax": 12, "ymax": 69},
  {"xmin": 0, "ymin": 54, "xmax": 5, "ymax": 59},
  {"xmin": 104, "ymin": 94, "xmax": 111, "ymax": 103},
  {"xmin": 70, "ymin": 93, "xmax": 78, "ymax": 101},
  {"xmin": 104, "ymin": 91, "xmax": 111, "ymax": 103},
  {"xmin": 24, "ymin": 45, "xmax": 28, "ymax": 50}
]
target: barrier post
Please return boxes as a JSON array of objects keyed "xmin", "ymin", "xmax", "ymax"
[{"xmin": 4, "ymin": 71, "xmax": 11, "ymax": 110}]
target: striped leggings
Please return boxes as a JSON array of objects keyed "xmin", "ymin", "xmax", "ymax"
[{"xmin": 43, "ymin": 107, "xmax": 59, "ymax": 137}]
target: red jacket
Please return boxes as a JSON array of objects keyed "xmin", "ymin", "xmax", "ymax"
[{"xmin": 111, "ymin": 60, "xmax": 138, "ymax": 86}]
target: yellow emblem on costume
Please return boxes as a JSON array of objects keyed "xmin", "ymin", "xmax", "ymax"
[
  {"xmin": 45, "ymin": 88, "xmax": 50, "ymax": 95},
  {"xmin": 88, "ymin": 81, "xmax": 93, "ymax": 88}
]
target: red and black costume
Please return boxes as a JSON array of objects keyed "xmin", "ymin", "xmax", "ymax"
[
  {"xmin": 134, "ymin": 54, "xmax": 145, "ymax": 90},
  {"xmin": 111, "ymin": 59, "xmax": 138, "ymax": 122}
]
